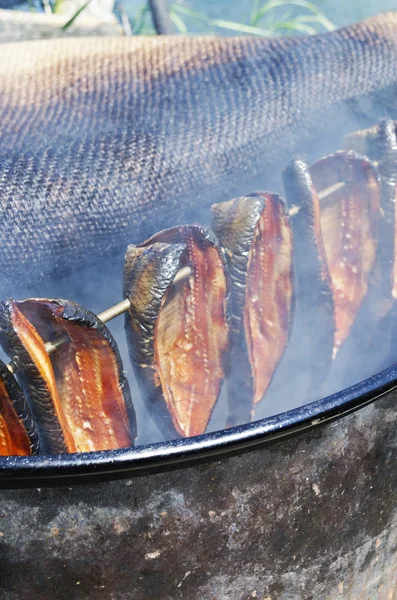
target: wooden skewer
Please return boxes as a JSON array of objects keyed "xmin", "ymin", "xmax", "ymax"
[
  {"xmin": 5, "ymin": 178, "xmax": 345, "ymax": 373},
  {"xmin": 5, "ymin": 177, "xmax": 344, "ymax": 376},
  {"xmin": 288, "ymin": 181, "xmax": 346, "ymax": 217},
  {"xmin": 5, "ymin": 298, "xmax": 132, "ymax": 375},
  {"xmin": 97, "ymin": 298, "xmax": 131, "ymax": 325},
  {"xmin": 318, "ymin": 181, "xmax": 345, "ymax": 201},
  {"xmin": 5, "ymin": 267, "xmax": 193, "ymax": 375},
  {"xmin": 42, "ymin": 298, "xmax": 133, "ymax": 356}
]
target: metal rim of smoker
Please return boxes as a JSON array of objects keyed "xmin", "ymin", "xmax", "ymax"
[{"xmin": 1, "ymin": 362, "xmax": 397, "ymax": 484}]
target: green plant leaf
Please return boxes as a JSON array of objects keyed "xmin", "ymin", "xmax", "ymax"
[
  {"xmin": 170, "ymin": 8, "xmax": 188, "ymax": 32},
  {"xmin": 272, "ymin": 19, "xmax": 317, "ymax": 33},
  {"xmin": 253, "ymin": 0, "xmax": 333, "ymax": 25},
  {"xmin": 250, "ymin": 0, "xmax": 261, "ymax": 25},
  {"xmin": 293, "ymin": 13, "xmax": 335, "ymax": 31},
  {"xmin": 169, "ymin": 0, "xmax": 333, "ymax": 37},
  {"xmin": 53, "ymin": 0, "xmax": 63, "ymax": 14},
  {"xmin": 61, "ymin": 0, "xmax": 91, "ymax": 31},
  {"xmin": 211, "ymin": 18, "xmax": 272, "ymax": 36},
  {"xmin": 131, "ymin": 4, "xmax": 153, "ymax": 34},
  {"xmin": 172, "ymin": 3, "xmax": 212, "ymax": 25}
]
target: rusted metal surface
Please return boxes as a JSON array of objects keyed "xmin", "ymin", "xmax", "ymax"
[{"xmin": 0, "ymin": 388, "xmax": 396, "ymax": 599}]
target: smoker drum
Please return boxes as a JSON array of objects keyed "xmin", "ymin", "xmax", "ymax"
[{"xmin": 0, "ymin": 363, "xmax": 396, "ymax": 599}]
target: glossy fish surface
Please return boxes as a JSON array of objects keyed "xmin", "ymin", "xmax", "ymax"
[
  {"xmin": 124, "ymin": 225, "xmax": 229, "ymax": 438},
  {"xmin": 0, "ymin": 360, "xmax": 39, "ymax": 456},
  {"xmin": 311, "ymin": 152, "xmax": 380, "ymax": 355},
  {"xmin": 212, "ymin": 193, "xmax": 293, "ymax": 425},
  {"xmin": 346, "ymin": 121, "xmax": 397, "ymax": 301},
  {"xmin": 0, "ymin": 299, "xmax": 136, "ymax": 454}
]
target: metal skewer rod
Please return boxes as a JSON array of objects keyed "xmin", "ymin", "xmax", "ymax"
[
  {"xmin": 288, "ymin": 181, "xmax": 346, "ymax": 217},
  {"xmin": 97, "ymin": 298, "xmax": 131, "ymax": 324},
  {"xmin": 47, "ymin": 298, "xmax": 133, "ymax": 356},
  {"xmin": 5, "ymin": 266, "xmax": 193, "ymax": 375},
  {"xmin": 42, "ymin": 298, "xmax": 133, "ymax": 356},
  {"xmin": 318, "ymin": 181, "xmax": 345, "ymax": 201},
  {"xmin": 5, "ymin": 298, "xmax": 132, "ymax": 375}
]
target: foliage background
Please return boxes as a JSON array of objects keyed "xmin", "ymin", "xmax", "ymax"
[
  {"xmin": 119, "ymin": 0, "xmax": 397, "ymax": 37},
  {"xmin": 6, "ymin": 0, "xmax": 397, "ymax": 37}
]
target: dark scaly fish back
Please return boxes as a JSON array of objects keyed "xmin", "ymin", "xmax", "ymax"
[
  {"xmin": 283, "ymin": 158, "xmax": 335, "ymax": 401},
  {"xmin": 212, "ymin": 193, "xmax": 293, "ymax": 426},
  {"xmin": 212, "ymin": 195, "xmax": 266, "ymax": 424},
  {"xmin": 124, "ymin": 243, "xmax": 186, "ymax": 439}
]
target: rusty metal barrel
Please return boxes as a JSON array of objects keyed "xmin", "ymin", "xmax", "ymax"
[{"xmin": 0, "ymin": 363, "xmax": 396, "ymax": 599}]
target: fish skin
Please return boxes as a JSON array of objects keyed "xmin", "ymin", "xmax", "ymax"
[
  {"xmin": 282, "ymin": 158, "xmax": 335, "ymax": 402},
  {"xmin": 0, "ymin": 360, "xmax": 39, "ymax": 456},
  {"xmin": 124, "ymin": 242, "xmax": 186, "ymax": 439},
  {"xmin": 212, "ymin": 193, "xmax": 293, "ymax": 426},
  {"xmin": 311, "ymin": 151, "xmax": 380, "ymax": 354},
  {"xmin": 346, "ymin": 120, "xmax": 397, "ymax": 298},
  {"xmin": 1, "ymin": 14, "xmax": 397, "ymax": 292},
  {"xmin": 0, "ymin": 298, "xmax": 136, "ymax": 454},
  {"xmin": 0, "ymin": 299, "xmax": 69, "ymax": 454},
  {"xmin": 124, "ymin": 226, "xmax": 229, "ymax": 439}
]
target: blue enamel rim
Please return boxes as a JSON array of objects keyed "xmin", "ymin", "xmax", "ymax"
[{"xmin": 1, "ymin": 363, "xmax": 397, "ymax": 483}]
